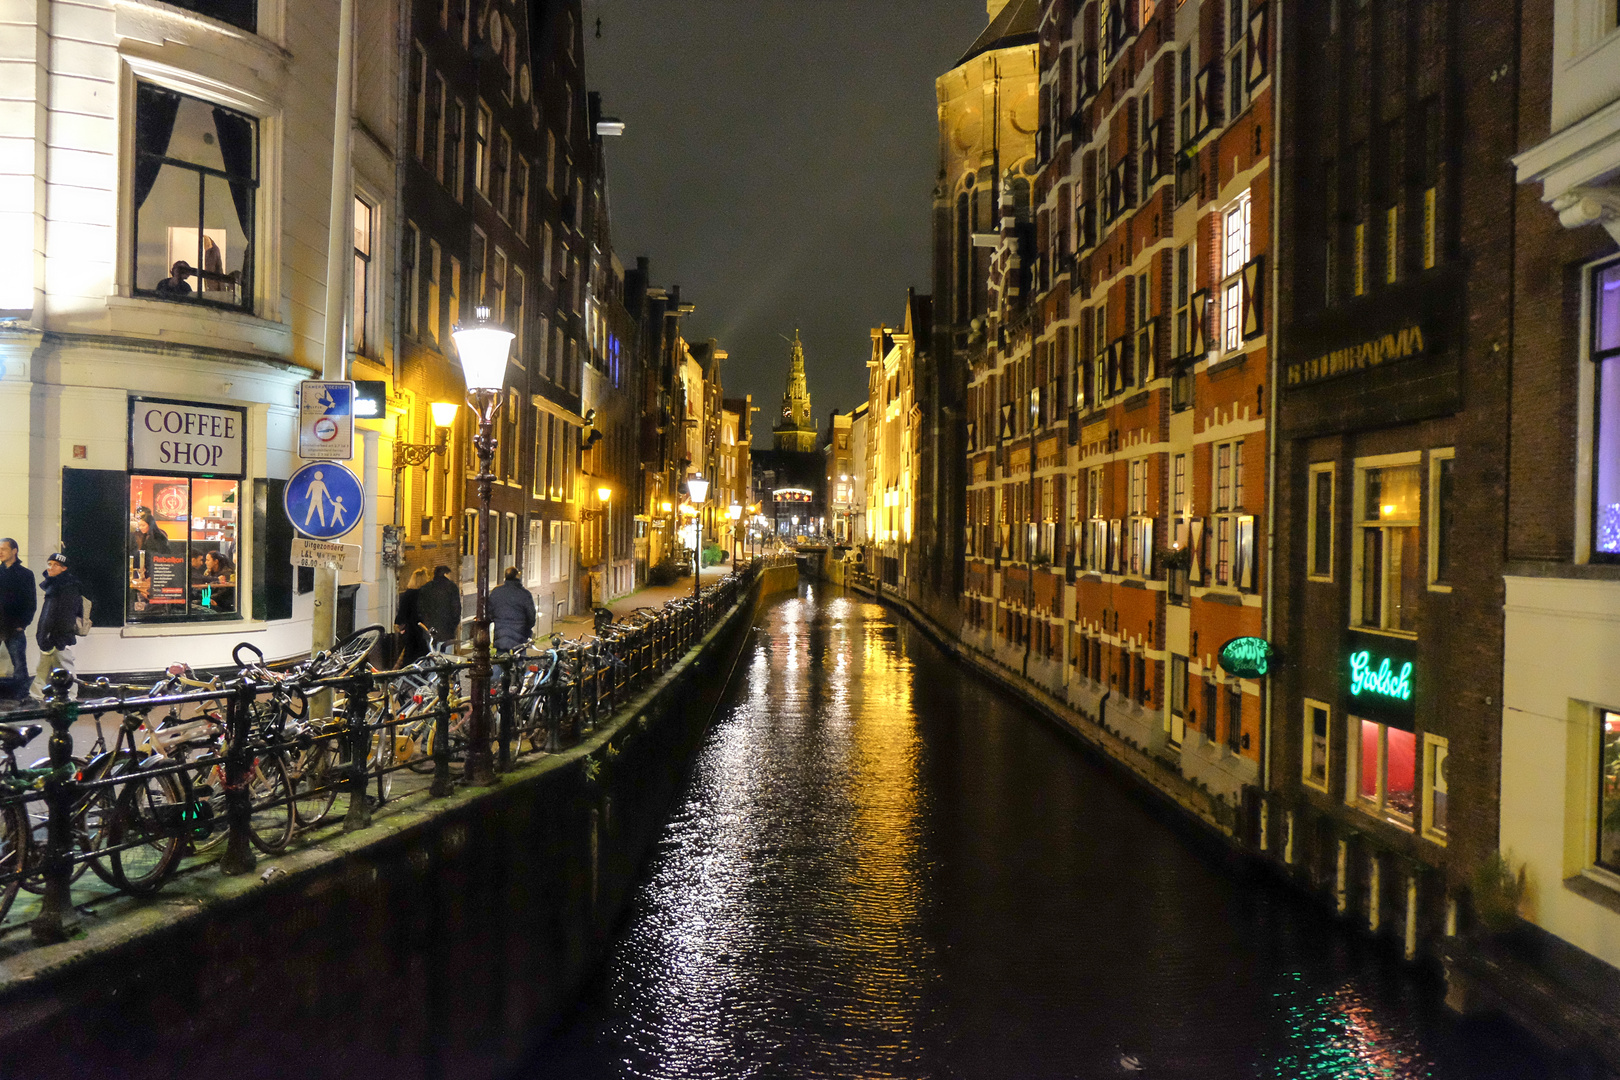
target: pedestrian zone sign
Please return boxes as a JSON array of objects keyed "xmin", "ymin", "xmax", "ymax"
[
  {"xmin": 299, "ymin": 380, "xmax": 354, "ymax": 460},
  {"xmin": 284, "ymin": 461, "xmax": 364, "ymax": 541}
]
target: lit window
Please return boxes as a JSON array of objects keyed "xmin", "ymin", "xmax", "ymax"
[
  {"xmin": 352, "ymin": 196, "xmax": 373, "ymax": 355},
  {"xmin": 1590, "ymin": 261, "xmax": 1620, "ymax": 558},
  {"xmin": 1600, "ymin": 711, "xmax": 1620, "ymax": 872},
  {"xmin": 132, "ymin": 83, "xmax": 257, "ymax": 311},
  {"xmin": 1354, "ymin": 460, "xmax": 1422, "ymax": 633},
  {"xmin": 1422, "ymin": 733, "xmax": 1449, "ymax": 843},
  {"xmin": 1220, "ymin": 191, "xmax": 1252, "ymax": 352},
  {"xmin": 1304, "ymin": 701, "xmax": 1330, "ymax": 792},
  {"xmin": 126, "ymin": 475, "xmax": 241, "ymax": 622},
  {"xmin": 1350, "ymin": 716, "xmax": 1416, "ymax": 826}
]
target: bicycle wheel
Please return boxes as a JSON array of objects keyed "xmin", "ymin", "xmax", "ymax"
[
  {"xmin": 189, "ymin": 761, "xmax": 231, "ymax": 855},
  {"xmin": 291, "ymin": 738, "xmax": 338, "ymax": 828},
  {"xmin": 74, "ymin": 752, "xmax": 131, "ymax": 889},
  {"xmin": 318, "ymin": 624, "xmax": 384, "ymax": 679},
  {"xmin": 247, "ymin": 753, "xmax": 294, "ymax": 854},
  {"xmin": 366, "ymin": 723, "xmax": 395, "ymax": 802},
  {"xmin": 107, "ymin": 770, "xmax": 184, "ymax": 895},
  {"xmin": 0, "ymin": 803, "xmax": 26, "ymax": 925}
]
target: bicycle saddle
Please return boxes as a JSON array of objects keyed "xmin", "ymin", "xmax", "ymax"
[{"xmin": 0, "ymin": 723, "xmax": 43, "ymax": 749}]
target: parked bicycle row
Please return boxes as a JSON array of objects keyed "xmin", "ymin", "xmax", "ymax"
[{"xmin": 0, "ymin": 561, "xmax": 767, "ymax": 944}]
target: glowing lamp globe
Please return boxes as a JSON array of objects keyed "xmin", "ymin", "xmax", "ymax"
[
  {"xmin": 429, "ymin": 401, "xmax": 460, "ymax": 428},
  {"xmin": 451, "ymin": 306, "xmax": 514, "ymax": 392},
  {"xmin": 687, "ymin": 476, "xmax": 709, "ymax": 504},
  {"xmin": 597, "ymin": 486, "xmax": 612, "ymax": 503}
]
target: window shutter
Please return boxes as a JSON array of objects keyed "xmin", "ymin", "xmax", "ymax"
[
  {"xmin": 1242, "ymin": 255, "xmax": 1265, "ymax": 339},
  {"xmin": 1246, "ymin": 5, "xmax": 1270, "ymax": 89},
  {"xmin": 60, "ymin": 468, "xmax": 127, "ymax": 628},
  {"xmin": 1190, "ymin": 289, "xmax": 1210, "ymax": 354},
  {"xmin": 1110, "ymin": 518, "xmax": 1123, "ymax": 573},
  {"xmin": 1189, "ymin": 517, "xmax": 1206, "ymax": 584}
]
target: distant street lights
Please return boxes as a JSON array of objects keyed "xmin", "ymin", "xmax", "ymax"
[
  {"xmin": 451, "ymin": 305, "xmax": 513, "ymax": 788},
  {"xmin": 687, "ymin": 475, "xmax": 709, "ymax": 600}
]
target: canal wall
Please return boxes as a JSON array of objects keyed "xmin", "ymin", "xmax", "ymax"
[{"xmin": 0, "ymin": 563, "xmax": 800, "ymax": 1080}]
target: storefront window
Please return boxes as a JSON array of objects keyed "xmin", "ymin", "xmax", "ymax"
[
  {"xmin": 128, "ymin": 476, "xmax": 240, "ymax": 621},
  {"xmin": 1591, "ymin": 261, "xmax": 1620, "ymax": 558},
  {"xmin": 132, "ymin": 83, "xmax": 258, "ymax": 312},
  {"xmin": 1600, "ymin": 710, "xmax": 1620, "ymax": 873},
  {"xmin": 1352, "ymin": 717, "xmax": 1416, "ymax": 826}
]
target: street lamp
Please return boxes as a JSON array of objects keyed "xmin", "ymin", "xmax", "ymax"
[
  {"xmin": 451, "ymin": 305, "xmax": 512, "ymax": 788},
  {"xmin": 392, "ymin": 401, "xmax": 459, "ymax": 471},
  {"xmin": 687, "ymin": 475, "xmax": 709, "ymax": 599},
  {"xmin": 728, "ymin": 503, "xmax": 741, "ymax": 565},
  {"xmin": 597, "ymin": 484, "xmax": 612, "ymax": 604}
]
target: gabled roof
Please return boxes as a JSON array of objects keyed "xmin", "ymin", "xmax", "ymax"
[{"xmin": 956, "ymin": 0, "xmax": 1040, "ymax": 67}]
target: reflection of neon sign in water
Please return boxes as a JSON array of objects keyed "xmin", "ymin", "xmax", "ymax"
[{"xmin": 1349, "ymin": 651, "xmax": 1412, "ymax": 702}]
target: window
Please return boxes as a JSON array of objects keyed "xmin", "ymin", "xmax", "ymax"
[
  {"xmin": 1226, "ymin": 0, "xmax": 1248, "ymax": 120},
  {"xmin": 1128, "ymin": 458, "xmax": 1152, "ymax": 576},
  {"xmin": 425, "ymin": 73, "xmax": 444, "ymax": 180},
  {"xmin": 408, "ymin": 46, "xmax": 424, "ymax": 159},
  {"xmin": 474, "ymin": 103, "xmax": 491, "ymax": 196},
  {"xmin": 445, "ymin": 99, "xmax": 465, "ymax": 199},
  {"xmin": 127, "ymin": 476, "xmax": 241, "ymax": 622},
  {"xmin": 469, "ymin": 228, "xmax": 486, "ymax": 306},
  {"xmin": 1600, "ymin": 711, "xmax": 1620, "ymax": 872},
  {"xmin": 402, "ymin": 222, "xmax": 419, "ymax": 336},
  {"xmin": 462, "ymin": 508, "xmax": 476, "ymax": 559},
  {"xmin": 1304, "ymin": 700, "xmax": 1331, "ymax": 792},
  {"xmin": 1422, "ymin": 733, "xmax": 1449, "ymax": 843},
  {"xmin": 1590, "ymin": 261, "xmax": 1620, "ymax": 559},
  {"xmin": 1429, "ymin": 449, "xmax": 1455, "ymax": 586},
  {"xmin": 1308, "ymin": 463, "xmax": 1334, "ymax": 580},
  {"xmin": 1169, "ymin": 655, "xmax": 1188, "ymax": 746},
  {"xmin": 1211, "ymin": 439, "xmax": 1249, "ymax": 588},
  {"xmin": 1350, "ymin": 717, "xmax": 1417, "ymax": 827},
  {"xmin": 492, "ymin": 130, "xmax": 511, "ymax": 217},
  {"xmin": 426, "ymin": 239, "xmax": 441, "ymax": 345},
  {"xmin": 1220, "ymin": 191, "xmax": 1252, "ymax": 353},
  {"xmin": 1354, "ymin": 459, "xmax": 1421, "ymax": 633},
  {"xmin": 490, "ymin": 246, "xmax": 507, "ymax": 324},
  {"xmin": 1093, "ymin": 300, "xmax": 1109, "ymax": 402},
  {"xmin": 513, "ymin": 158, "xmax": 530, "ymax": 236},
  {"xmin": 546, "ymin": 131, "xmax": 557, "ymax": 194},
  {"xmin": 1227, "ymin": 682, "xmax": 1244, "ymax": 752},
  {"xmin": 511, "ymin": 266, "xmax": 525, "ymax": 360},
  {"xmin": 352, "ymin": 197, "xmax": 373, "ymax": 355},
  {"xmin": 132, "ymin": 83, "xmax": 258, "ymax": 311},
  {"xmin": 1174, "ymin": 242, "xmax": 1192, "ymax": 356}
]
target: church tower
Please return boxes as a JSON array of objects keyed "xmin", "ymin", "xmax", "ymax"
[{"xmin": 772, "ymin": 329, "xmax": 818, "ymax": 453}]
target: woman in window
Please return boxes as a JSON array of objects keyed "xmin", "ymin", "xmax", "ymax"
[{"xmin": 130, "ymin": 510, "xmax": 172, "ymax": 555}]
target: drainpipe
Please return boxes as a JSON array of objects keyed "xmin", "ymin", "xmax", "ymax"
[{"xmin": 1261, "ymin": 0, "xmax": 1285, "ymax": 801}]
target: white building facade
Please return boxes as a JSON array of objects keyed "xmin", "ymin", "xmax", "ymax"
[{"xmin": 0, "ymin": 0, "xmax": 403, "ymax": 675}]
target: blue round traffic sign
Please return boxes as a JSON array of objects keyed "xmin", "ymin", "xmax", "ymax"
[{"xmin": 284, "ymin": 462, "xmax": 364, "ymax": 541}]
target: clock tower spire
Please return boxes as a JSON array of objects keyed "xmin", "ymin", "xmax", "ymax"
[{"xmin": 772, "ymin": 329, "xmax": 818, "ymax": 454}]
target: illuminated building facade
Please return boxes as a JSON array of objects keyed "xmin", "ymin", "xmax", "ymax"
[
  {"xmin": 0, "ymin": 0, "xmax": 404, "ymax": 672},
  {"xmin": 866, "ymin": 293, "xmax": 928, "ymax": 590}
]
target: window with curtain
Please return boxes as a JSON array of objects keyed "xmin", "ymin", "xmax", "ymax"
[
  {"xmin": 133, "ymin": 83, "xmax": 257, "ymax": 312},
  {"xmin": 1591, "ymin": 260, "xmax": 1620, "ymax": 559}
]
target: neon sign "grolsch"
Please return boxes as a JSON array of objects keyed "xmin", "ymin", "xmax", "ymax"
[{"xmin": 1349, "ymin": 651, "xmax": 1412, "ymax": 702}]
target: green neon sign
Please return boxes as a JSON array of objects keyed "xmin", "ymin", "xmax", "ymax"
[
  {"xmin": 1348, "ymin": 651, "xmax": 1412, "ymax": 703},
  {"xmin": 1218, "ymin": 636, "xmax": 1273, "ymax": 678}
]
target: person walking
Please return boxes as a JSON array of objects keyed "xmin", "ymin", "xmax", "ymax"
[
  {"xmin": 394, "ymin": 567, "xmax": 430, "ymax": 665},
  {"xmin": 0, "ymin": 538, "xmax": 36, "ymax": 702},
  {"xmin": 416, "ymin": 564, "xmax": 461, "ymax": 649},
  {"xmin": 488, "ymin": 567, "xmax": 536, "ymax": 652},
  {"xmin": 33, "ymin": 553, "xmax": 81, "ymax": 701}
]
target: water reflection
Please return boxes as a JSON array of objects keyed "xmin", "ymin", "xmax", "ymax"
[{"xmin": 531, "ymin": 586, "xmax": 1557, "ymax": 1080}]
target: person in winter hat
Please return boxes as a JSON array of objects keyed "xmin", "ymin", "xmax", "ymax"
[{"xmin": 32, "ymin": 553, "xmax": 81, "ymax": 700}]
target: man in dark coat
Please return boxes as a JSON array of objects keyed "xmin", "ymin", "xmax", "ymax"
[
  {"xmin": 0, "ymin": 538, "xmax": 36, "ymax": 701},
  {"xmin": 33, "ymin": 553, "xmax": 81, "ymax": 700},
  {"xmin": 488, "ymin": 567, "xmax": 536, "ymax": 652},
  {"xmin": 416, "ymin": 564, "xmax": 461, "ymax": 649}
]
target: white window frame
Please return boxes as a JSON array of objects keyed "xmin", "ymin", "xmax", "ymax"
[
  {"xmin": 474, "ymin": 101, "xmax": 491, "ymax": 197},
  {"xmin": 1347, "ymin": 714, "xmax": 1417, "ymax": 829},
  {"xmin": 1220, "ymin": 191, "xmax": 1253, "ymax": 354},
  {"xmin": 1428, "ymin": 447, "xmax": 1455, "ymax": 591},
  {"xmin": 1308, "ymin": 462, "xmax": 1335, "ymax": 582},
  {"xmin": 1350, "ymin": 451, "xmax": 1423, "ymax": 636},
  {"xmin": 1303, "ymin": 699, "xmax": 1332, "ymax": 793}
]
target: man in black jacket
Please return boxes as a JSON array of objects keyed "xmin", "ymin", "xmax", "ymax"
[
  {"xmin": 33, "ymin": 553, "xmax": 81, "ymax": 700},
  {"xmin": 0, "ymin": 538, "xmax": 35, "ymax": 701},
  {"xmin": 488, "ymin": 567, "xmax": 536, "ymax": 652},
  {"xmin": 416, "ymin": 565, "xmax": 462, "ymax": 649}
]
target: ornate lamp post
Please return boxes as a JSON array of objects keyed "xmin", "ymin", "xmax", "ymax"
[
  {"xmin": 451, "ymin": 305, "xmax": 512, "ymax": 788},
  {"xmin": 597, "ymin": 484, "xmax": 612, "ymax": 604},
  {"xmin": 392, "ymin": 401, "xmax": 459, "ymax": 470},
  {"xmin": 687, "ymin": 475, "xmax": 709, "ymax": 599}
]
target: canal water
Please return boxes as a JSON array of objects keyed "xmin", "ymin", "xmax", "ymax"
[{"xmin": 528, "ymin": 584, "xmax": 1560, "ymax": 1080}]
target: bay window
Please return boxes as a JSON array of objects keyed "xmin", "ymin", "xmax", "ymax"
[
  {"xmin": 1354, "ymin": 459, "xmax": 1422, "ymax": 633},
  {"xmin": 133, "ymin": 83, "xmax": 257, "ymax": 312},
  {"xmin": 1591, "ymin": 260, "xmax": 1620, "ymax": 559}
]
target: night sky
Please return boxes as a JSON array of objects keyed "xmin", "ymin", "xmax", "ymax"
[{"xmin": 586, "ymin": 0, "xmax": 989, "ymax": 444}]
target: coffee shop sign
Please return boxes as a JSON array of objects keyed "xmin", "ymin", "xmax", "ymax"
[{"xmin": 129, "ymin": 398, "xmax": 245, "ymax": 477}]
